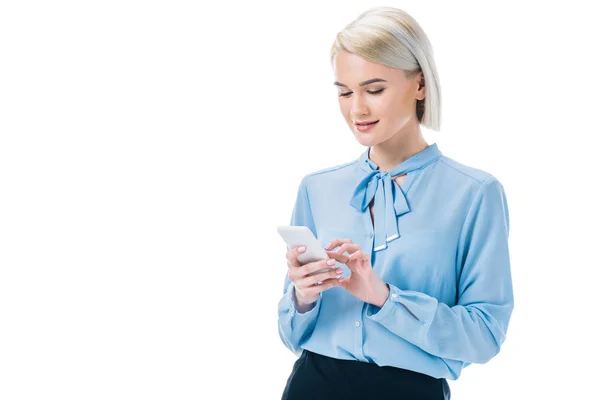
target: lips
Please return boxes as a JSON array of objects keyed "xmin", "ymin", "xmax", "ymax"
[{"xmin": 354, "ymin": 120, "xmax": 379, "ymax": 132}]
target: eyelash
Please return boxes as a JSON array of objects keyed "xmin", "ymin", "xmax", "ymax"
[{"xmin": 339, "ymin": 89, "xmax": 385, "ymax": 97}]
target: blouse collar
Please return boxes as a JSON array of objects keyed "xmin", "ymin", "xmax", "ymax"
[{"xmin": 350, "ymin": 143, "xmax": 443, "ymax": 252}]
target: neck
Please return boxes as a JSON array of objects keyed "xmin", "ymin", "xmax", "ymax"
[{"xmin": 369, "ymin": 127, "xmax": 429, "ymax": 172}]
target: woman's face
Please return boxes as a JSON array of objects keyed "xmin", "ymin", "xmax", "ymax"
[{"xmin": 332, "ymin": 50, "xmax": 425, "ymax": 147}]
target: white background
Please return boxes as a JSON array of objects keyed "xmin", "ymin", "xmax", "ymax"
[{"xmin": 1, "ymin": 1, "xmax": 599, "ymax": 398}]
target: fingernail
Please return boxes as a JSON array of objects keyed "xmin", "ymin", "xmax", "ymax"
[
  {"xmin": 325, "ymin": 242, "xmax": 331, "ymax": 249},
  {"xmin": 335, "ymin": 268, "xmax": 343, "ymax": 274},
  {"xmin": 298, "ymin": 246, "xmax": 306, "ymax": 253},
  {"xmin": 326, "ymin": 259, "xmax": 336, "ymax": 266}
]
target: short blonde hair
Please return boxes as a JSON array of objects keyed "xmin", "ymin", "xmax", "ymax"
[{"xmin": 331, "ymin": 7, "xmax": 441, "ymax": 131}]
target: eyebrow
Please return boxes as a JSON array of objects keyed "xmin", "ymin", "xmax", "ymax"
[{"xmin": 333, "ymin": 78, "xmax": 387, "ymax": 88}]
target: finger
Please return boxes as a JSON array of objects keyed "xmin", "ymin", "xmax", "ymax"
[
  {"xmin": 302, "ymin": 258, "xmax": 337, "ymax": 275},
  {"xmin": 288, "ymin": 265, "xmax": 302, "ymax": 281},
  {"xmin": 348, "ymin": 250, "xmax": 370, "ymax": 271},
  {"xmin": 285, "ymin": 246, "xmax": 305, "ymax": 268},
  {"xmin": 324, "ymin": 238, "xmax": 352, "ymax": 251},
  {"xmin": 289, "ymin": 258, "xmax": 334, "ymax": 281},
  {"xmin": 348, "ymin": 250, "xmax": 369, "ymax": 262},
  {"xmin": 334, "ymin": 242, "xmax": 361, "ymax": 256},
  {"xmin": 326, "ymin": 250, "xmax": 350, "ymax": 264},
  {"xmin": 301, "ymin": 277, "xmax": 342, "ymax": 297},
  {"xmin": 296, "ymin": 266, "xmax": 344, "ymax": 287},
  {"xmin": 337, "ymin": 276, "xmax": 349, "ymax": 290}
]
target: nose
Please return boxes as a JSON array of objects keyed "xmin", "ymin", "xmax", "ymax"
[{"xmin": 351, "ymin": 93, "xmax": 369, "ymax": 117}]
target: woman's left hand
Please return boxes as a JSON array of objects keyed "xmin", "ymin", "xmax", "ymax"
[{"xmin": 325, "ymin": 239, "xmax": 390, "ymax": 307}]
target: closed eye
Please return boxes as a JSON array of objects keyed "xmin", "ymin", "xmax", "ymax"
[{"xmin": 339, "ymin": 89, "xmax": 385, "ymax": 98}]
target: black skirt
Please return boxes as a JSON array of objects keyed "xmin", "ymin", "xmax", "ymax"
[{"xmin": 282, "ymin": 350, "xmax": 451, "ymax": 400}]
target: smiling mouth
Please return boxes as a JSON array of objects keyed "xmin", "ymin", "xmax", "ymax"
[{"xmin": 354, "ymin": 120, "xmax": 379, "ymax": 132}]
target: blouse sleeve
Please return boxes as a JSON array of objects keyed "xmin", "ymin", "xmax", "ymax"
[
  {"xmin": 277, "ymin": 177, "xmax": 323, "ymax": 355},
  {"xmin": 366, "ymin": 178, "xmax": 514, "ymax": 364}
]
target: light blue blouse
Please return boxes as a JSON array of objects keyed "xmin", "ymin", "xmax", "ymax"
[{"xmin": 277, "ymin": 143, "xmax": 514, "ymax": 380}]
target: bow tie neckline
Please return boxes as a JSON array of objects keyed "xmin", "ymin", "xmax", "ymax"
[{"xmin": 350, "ymin": 143, "xmax": 442, "ymax": 252}]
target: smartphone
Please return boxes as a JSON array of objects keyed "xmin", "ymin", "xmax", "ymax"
[{"xmin": 277, "ymin": 225, "xmax": 331, "ymax": 275}]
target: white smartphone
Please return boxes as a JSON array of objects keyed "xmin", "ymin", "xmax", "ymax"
[{"xmin": 277, "ymin": 225, "xmax": 330, "ymax": 274}]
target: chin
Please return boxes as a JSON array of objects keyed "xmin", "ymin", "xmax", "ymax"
[{"xmin": 353, "ymin": 132, "xmax": 382, "ymax": 147}]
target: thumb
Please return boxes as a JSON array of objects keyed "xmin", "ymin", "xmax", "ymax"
[
  {"xmin": 349, "ymin": 251, "xmax": 369, "ymax": 272},
  {"xmin": 338, "ymin": 277, "xmax": 349, "ymax": 290}
]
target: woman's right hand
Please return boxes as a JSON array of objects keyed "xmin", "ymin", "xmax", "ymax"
[{"xmin": 286, "ymin": 246, "xmax": 344, "ymax": 310}]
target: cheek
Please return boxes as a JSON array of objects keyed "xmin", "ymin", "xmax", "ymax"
[
  {"xmin": 370, "ymin": 95, "xmax": 393, "ymax": 114},
  {"xmin": 339, "ymin": 101, "xmax": 351, "ymax": 119},
  {"xmin": 392, "ymin": 94, "xmax": 414, "ymax": 114},
  {"xmin": 381, "ymin": 95, "xmax": 413, "ymax": 123}
]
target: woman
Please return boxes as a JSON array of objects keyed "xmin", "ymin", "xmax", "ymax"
[{"xmin": 277, "ymin": 6, "xmax": 513, "ymax": 400}]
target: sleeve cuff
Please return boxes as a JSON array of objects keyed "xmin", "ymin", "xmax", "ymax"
[
  {"xmin": 366, "ymin": 283, "xmax": 397, "ymax": 321},
  {"xmin": 366, "ymin": 283, "xmax": 435, "ymax": 327},
  {"xmin": 287, "ymin": 282, "xmax": 322, "ymax": 321}
]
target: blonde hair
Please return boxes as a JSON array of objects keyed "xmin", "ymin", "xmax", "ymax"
[{"xmin": 330, "ymin": 7, "xmax": 441, "ymax": 131}]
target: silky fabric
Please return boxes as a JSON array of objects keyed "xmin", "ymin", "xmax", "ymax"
[
  {"xmin": 277, "ymin": 142, "xmax": 514, "ymax": 380},
  {"xmin": 350, "ymin": 144, "xmax": 442, "ymax": 252}
]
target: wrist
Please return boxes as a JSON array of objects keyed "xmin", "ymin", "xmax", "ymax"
[
  {"xmin": 293, "ymin": 286, "xmax": 316, "ymax": 313},
  {"xmin": 373, "ymin": 283, "xmax": 390, "ymax": 308}
]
